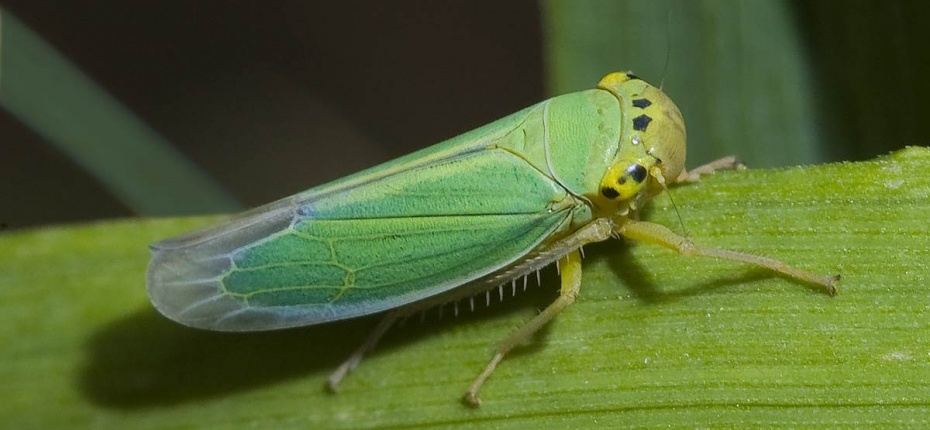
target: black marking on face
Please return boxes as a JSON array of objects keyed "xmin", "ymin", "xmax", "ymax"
[
  {"xmin": 633, "ymin": 114, "xmax": 652, "ymax": 131},
  {"xmin": 601, "ymin": 187, "xmax": 620, "ymax": 199},
  {"xmin": 626, "ymin": 72, "xmax": 641, "ymax": 81},
  {"xmin": 626, "ymin": 164, "xmax": 648, "ymax": 183},
  {"xmin": 632, "ymin": 98, "xmax": 652, "ymax": 109}
]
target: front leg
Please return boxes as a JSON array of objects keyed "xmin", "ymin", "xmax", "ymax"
[{"xmin": 618, "ymin": 220, "xmax": 839, "ymax": 294}]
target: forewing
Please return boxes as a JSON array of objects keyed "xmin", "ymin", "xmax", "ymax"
[{"xmin": 147, "ymin": 147, "xmax": 572, "ymax": 331}]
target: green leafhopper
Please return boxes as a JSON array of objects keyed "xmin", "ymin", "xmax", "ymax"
[{"xmin": 146, "ymin": 72, "xmax": 839, "ymax": 406}]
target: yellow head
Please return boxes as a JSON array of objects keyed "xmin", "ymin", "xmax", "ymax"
[{"xmin": 595, "ymin": 72, "xmax": 687, "ymax": 213}]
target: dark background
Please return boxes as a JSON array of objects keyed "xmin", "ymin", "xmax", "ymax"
[
  {"xmin": 2, "ymin": 1, "xmax": 929, "ymax": 230},
  {"xmin": 2, "ymin": 1, "xmax": 545, "ymax": 228}
]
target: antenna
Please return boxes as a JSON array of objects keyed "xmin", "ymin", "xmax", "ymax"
[
  {"xmin": 648, "ymin": 152, "xmax": 688, "ymax": 237},
  {"xmin": 659, "ymin": 9, "xmax": 673, "ymax": 90},
  {"xmin": 664, "ymin": 185, "xmax": 688, "ymax": 237}
]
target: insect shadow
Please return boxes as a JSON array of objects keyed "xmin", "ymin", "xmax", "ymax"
[
  {"xmin": 79, "ymin": 279, "xmax": 558, "ymax": 410},
  {"xmin": 80, "ymin": 305, "xmax": 370, "ymax": 409}
]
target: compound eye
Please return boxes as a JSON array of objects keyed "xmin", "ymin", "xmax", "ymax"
[
  {"xmin": 600, "ymin": 162, "xmax": 650, "ymax": 201},
  {"xmin": 623, "ymin": 164, "xmax": 648, "ymax": 184}
]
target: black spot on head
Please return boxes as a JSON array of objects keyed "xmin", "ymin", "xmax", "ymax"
[
  {"xmin": 626, "ymin": 73, "xmax": 641, "ymax": 81},
  {"xmin": 601, "ymin": 187, "xmax": 620, "ymax": 199},
  {"xmin": 617, "ymin": 177, "xmax": 627, "ymax": 185},
  {"xmin": 633, "ymin": 114, "xmax": 652, "ymax": 131},
  {"xmin": 625, "ymin": 164, "xmax": 648, "ymax": 183},
  {"xmin": 632, "ymin": 98, "xmax": 652, "ymax": 109}
]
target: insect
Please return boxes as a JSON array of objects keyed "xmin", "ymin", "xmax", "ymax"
[{"xmin": 146, "ymin": 72, "xmax": 839, "ymax": 406}]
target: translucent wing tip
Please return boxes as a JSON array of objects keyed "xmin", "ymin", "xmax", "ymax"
[
  {"xmin": 146, "ymin": 200, "xmax": 311, "ymax": 331},
  {"xmin": 145, "ymin": 245, "xmax": 248, "ymax": 331},
  {"xmin": 146, "ymin": 238, "xmax": 319, "ymax": 332}
]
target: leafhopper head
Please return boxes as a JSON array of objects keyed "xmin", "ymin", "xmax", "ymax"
[{"xmin": 596, "ymin": 72, "xmax": 686, "ymax": 211}]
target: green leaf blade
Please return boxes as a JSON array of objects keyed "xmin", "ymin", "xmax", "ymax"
[{"xmin": 2, "ymin": 149, "xmax": 930, "ymax": 428}]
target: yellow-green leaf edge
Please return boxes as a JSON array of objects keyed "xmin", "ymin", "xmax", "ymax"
[{"xmin": 2, "ymin": 147, "xmax": 929, "ymax": 429}]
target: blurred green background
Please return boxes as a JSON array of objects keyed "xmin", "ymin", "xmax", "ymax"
[{"xmin": 2, "ymin": 0, "xmax": 929, "ymax": 229}]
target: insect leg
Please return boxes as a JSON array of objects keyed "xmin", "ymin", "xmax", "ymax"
[
  {"xmin": 618, "ymin": 220, "xmax": 840, "ymax": 294},
  {"xmin": 327, "ymin": 312, "xmax": 400, "ymax": 392},
  {"xmin": 675, "ymin": 155, "xmax": 744, "ymax": 183},
  {"xmin": 463, "ymin": 250, "xmax": 584, "ymax": 407}
]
